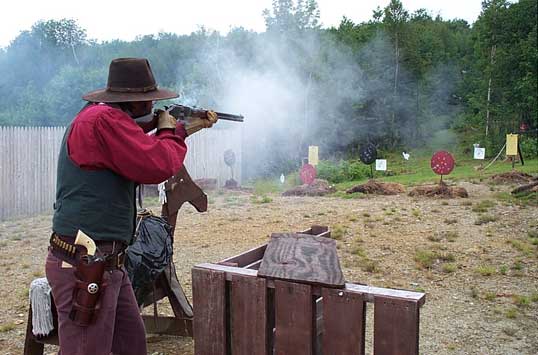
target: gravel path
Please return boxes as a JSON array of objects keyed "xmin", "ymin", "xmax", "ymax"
[{"xmin": 0, "ymin": 181, "xmax": 536, "ymax": 354}]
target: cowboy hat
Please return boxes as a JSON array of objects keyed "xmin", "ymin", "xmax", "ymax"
[{"xmin": 82, "ymin": 58, "xmax": 178, "ymax": 103}]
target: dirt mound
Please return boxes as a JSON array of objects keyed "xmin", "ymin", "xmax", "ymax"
[
  {"xmin": 490, "ymin": 171, "xmax": 535, "ymax": 184},
  {"xmin": 408, "ymin": 182, "xmax": 468, "ymax": 198},
  {"xmin": 282, "ymin": 179, "xmax": 336, "ymax": 196},
  {"xmin": 224, "ymin": 179, "xmax": 238, "ymax": 189},
  {"xmin": 346, "ymin": 180, "xmax": 405, "ymax": 195}
]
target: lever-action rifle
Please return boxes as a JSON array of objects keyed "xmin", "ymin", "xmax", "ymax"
[{"xmin": 166, "ymin": 104, "xmax": 244, "ymax": 123}]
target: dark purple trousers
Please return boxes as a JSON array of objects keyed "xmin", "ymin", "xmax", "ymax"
[{"xmin": 45, "ymin": 251, "xmax": 147, "ymax": 355}]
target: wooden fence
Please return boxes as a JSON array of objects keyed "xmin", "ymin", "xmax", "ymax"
[{"xmin": 0, "ymin": 126, "xmax": 242, "ymax": 221}]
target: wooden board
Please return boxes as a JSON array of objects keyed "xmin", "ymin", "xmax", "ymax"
[
  {"xmin": 258, "ymin": 233, "xmax": 345, "ymax": 288},
  {"xmin": 231, "ymin": 275, "xmax": 268, "ymax": 355},
  {"xmin": 373, "ymin": 297, "xmax": 420, "ymax": 355},
  {"xmin": 322, "ymin": 288, "xmax": 366, "ymax": 355},
  {"xmin": 192, "ymin": 268, "xmax": 227, "ymax": 355},
  {"xmin": 194, "ymin": 263, "xmax": 426, "ymax": 305},
  {"xmin": 274, "ymin": 280, "xmax": 314, "ymax": 355}
]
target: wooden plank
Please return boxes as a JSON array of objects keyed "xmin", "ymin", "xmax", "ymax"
[
  {"xmin": 142, "ymin": 315, "xmax": 193, "ymax": 337},
  {"xmin": 258, "ymin": 233, "xmax": 345, "ymax": 288},
  {"xmin": 274, "ymin": 280, "xmax": 314, "ymax": 355},
  {"xmin": 322, "ymin": 288, "xmax": 365, "ymax": 355},
  {"xmin": 218, "ymin": 244, "xmax": 267, "ymax": 267},
  {"xmin": 194, "ymin": 264, "xmax": 426, "ymax": 305},
  {"xmin": 374, "ymin": 297, "xmax": 420, "ymax": 355},
  {"xmin": 192, "ymin": 268, "xmax": 227, "ymax": 355},
  {"xmin": 231, "ymin": 274, "xmax": 267, "ymax": 355}
]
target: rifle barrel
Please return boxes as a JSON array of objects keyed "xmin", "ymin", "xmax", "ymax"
[{"xmin": 216, "ymin": 112, "xmax": 244, "ymax": 122}]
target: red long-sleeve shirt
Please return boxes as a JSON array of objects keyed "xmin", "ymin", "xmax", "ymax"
[{"xmin": 67, "ymin": 103, "xmax": 187, "ymax": 184}]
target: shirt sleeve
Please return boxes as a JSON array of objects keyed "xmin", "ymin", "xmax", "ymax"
[{"xmin": 68, "ymin": 107, "xmax": 188, "ymax": 184}]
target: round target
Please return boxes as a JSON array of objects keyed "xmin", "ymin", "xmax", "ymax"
[
  {"xmin": 223, "ymin": 149, "xmax": 236, "ymax": 167},
  {"xmin": 431, "ymin": 151, "xmax": 455, "ymax": 175},
  {"xmin": 300, "ymin": 164, "xmax": 317, "ymax": 185},
  {"xmin": 359, "ymin": 143, "xmax": 377, "ymax": 165}
]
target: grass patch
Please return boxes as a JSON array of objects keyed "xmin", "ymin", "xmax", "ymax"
[
  {"xmin": 411, "ymin": 208, "xmax": 421, "ymax": 218},
  {"xmin": 474, "ymin": 214, "xmax": 497, "ymax": 225},
  {"xmin": 475, "ymin": 265, "xmax": 496, "ymax": 276},
  {"xmin": 442, "ymin": 263, "xmax": 457, "ymax": 273},
  {"xmin": 471, "ymin": 200, "xmax": 496, "ymax": 213},
  {"xmin": 0, "ymin": 322, "xmax": 16, "ymax": 332},
  {"xmin": 484, "ymin": 291, "xmax": 497, "ymax": 301},
  {"xmin": 512, "ymin": 295, "xmax": 531, "ymax": 307},
  {"xmin": 414, "ymin": 250, "xmax": 436, "ymax": 269},
  {"xmin": 251, "ymin": 195, "xmax": 273, "ymax": 204},
  {"xmin": 505, "ymin": 307, "xmax": 518, "ymax": 319},
  {"xmin": 499, "ymin": 265, "xmax": 508, "ymax": 275},
  {"xmin": 331, "ymin": 225, "xmax": 347, "ymax": 240},
  {"xmin": 507, "ymin": 239, "xmax": 534, "ymax": 255},
  {"xmin": 512, "ymin": 261, "xmax": 524, "ymax": 271}
]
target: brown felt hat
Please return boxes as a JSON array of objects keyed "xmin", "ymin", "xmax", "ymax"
[{"xmin": 82, "ymin": 58, "xmax": 179, "ymax": 103}]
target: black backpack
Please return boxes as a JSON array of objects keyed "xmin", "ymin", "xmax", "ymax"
[{"xmin": 125, "ymin": 209, "xmax": 173, "ymax": 306}]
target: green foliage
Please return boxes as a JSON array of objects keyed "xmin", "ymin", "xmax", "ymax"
[
  {"xmin": 317, "ymin": 160, "xmax": 370, "ymax": 183},
  {"xmin": 0, "ymin": 0, "xmax": 535, "ymax": 182}
]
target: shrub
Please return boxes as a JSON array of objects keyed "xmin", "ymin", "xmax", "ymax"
[{"xmin": 316, "ymin": 160, "xmax": 371, "ymax": 183}]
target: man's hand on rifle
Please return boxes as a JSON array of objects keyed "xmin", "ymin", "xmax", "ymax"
[
  {"xmin": 156, "ymin": 110, "xmax": 178, "ymax": 131},
  {"xmin": 184, "ymin": 110, "xmax": 219, "ymax": 136}
]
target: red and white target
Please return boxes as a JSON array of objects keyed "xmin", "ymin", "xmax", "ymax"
[
  {"xmin": 300, "ymin": 164, "xmax": 317, "ymax": 185},
  {"xmin": 431, "ymin": 151, "xmax": 455, "ymax": 175}
]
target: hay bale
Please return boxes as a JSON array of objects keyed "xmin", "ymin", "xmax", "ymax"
[
  {"xmin": 282, "ymin": 179, "xmax": 336, "ymax": 197},
  {"xmin": 408, "ymin": 182, "xmax": 468, "ymax": 198},
  {"xmin": 346, "ymin": 180, "xmax": 405, "ymax": 195},
  {"xmin": 490, "ymin": 172, "xmax": 535, "ymax": 184}
]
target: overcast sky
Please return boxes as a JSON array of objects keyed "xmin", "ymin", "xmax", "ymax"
[{"xmin": 0, "ymin": 0, "xmax": 484, "ymax": 48}]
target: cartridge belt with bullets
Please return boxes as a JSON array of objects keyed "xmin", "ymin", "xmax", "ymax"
[{"xmin": 49, "ymin": 233, "xmax": 126, "ymax": 270}]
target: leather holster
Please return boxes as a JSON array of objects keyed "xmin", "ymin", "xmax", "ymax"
[{"xmin": 69, "ymin": 255, "xmax": 107, "ymax": 326}]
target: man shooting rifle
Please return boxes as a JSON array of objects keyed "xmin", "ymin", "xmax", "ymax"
[{"xmin": 45, "ymin": 57, "xmax": 220, "ymax": 355}]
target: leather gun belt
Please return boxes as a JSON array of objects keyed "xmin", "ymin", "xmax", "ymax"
[{"xmin": 49, "ymin": 233, "xmax": 126, "ymax": 270}]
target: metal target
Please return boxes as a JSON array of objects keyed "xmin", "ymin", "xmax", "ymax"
[
  {"xmin": 431, "ymin": 151, "xmax": 455, "ymax": 175},
  {"xmin": 224, "ymin": 149, "xmax": 236, "ymax": 167},
  {"xmin": 359, "ymin": 143, "xmax": 377, "ymax": 165}
]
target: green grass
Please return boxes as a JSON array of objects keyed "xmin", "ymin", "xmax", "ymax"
[
  {"xmin": 512, "ymin": 295, "xmax": 531, "ymax": 307},
  {"xmin": 471, "ymin": 200, "xmax": 496, "ymax": 213},
  {"xmin": 476, "ymin": 265, "xmax": 496, "ymax": 276},
  {"xmin": 250, "ymin": 195, "xmax": 273, "ymax": 204},
  {"xmin": 334, "ymin": 153, "xmax": 537, "ymax": 191},
  {"xmin": 475, "ymin": 214, "xmax": 497, "ymax": 225},
  {"xmin": 507, "ymin": 239, "xmax": 534, "ymax": 256},
  {"xmin": 331, "ymin": 224, "xmax": 347, "ymax": 240},
  {"xmin": 442, "ymin": 263, "xmax": 457, "ymax": 273},
  {"xmin": 414, "ymin": 250, "xmax": 437, "ymax": 269},
  {"xmin": 505, "ymin": 307, "xmax": 518, "ymax": 319},
  {"xmin": 0, "ymin": 322, "xmax": 16, "ymax": 332}
]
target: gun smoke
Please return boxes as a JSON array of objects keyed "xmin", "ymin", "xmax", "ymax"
[{"xmin": 178, "ymin": 28, "xmax": 461, "ymax": 180}]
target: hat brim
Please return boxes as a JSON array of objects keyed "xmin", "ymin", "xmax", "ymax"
[{"xmin": 82, "ymin": 87, "xmax": 179, "ymax": 103}]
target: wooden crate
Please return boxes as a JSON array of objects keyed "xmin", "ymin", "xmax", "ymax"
[{"xmin": 192, "ymin": 226, "xmax": 426, "ymax": 355}]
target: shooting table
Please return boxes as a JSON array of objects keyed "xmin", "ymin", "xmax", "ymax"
[{"xmin": 192, "ymin": 225, "xmax": 426, "ymax": 355}]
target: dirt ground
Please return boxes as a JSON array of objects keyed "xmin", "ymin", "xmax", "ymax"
[{"xmin": 0, "ymin": 180, "xmax": 537, "ymax": 355}]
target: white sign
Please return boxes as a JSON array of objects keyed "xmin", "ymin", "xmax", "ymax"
[
  {"xmin": 375, "ymin": 159, "xmax": 387, "ymax": 171},
  {"xmin": 474, "ymin": 147, "xmax": 485, "ymax": 160}
]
